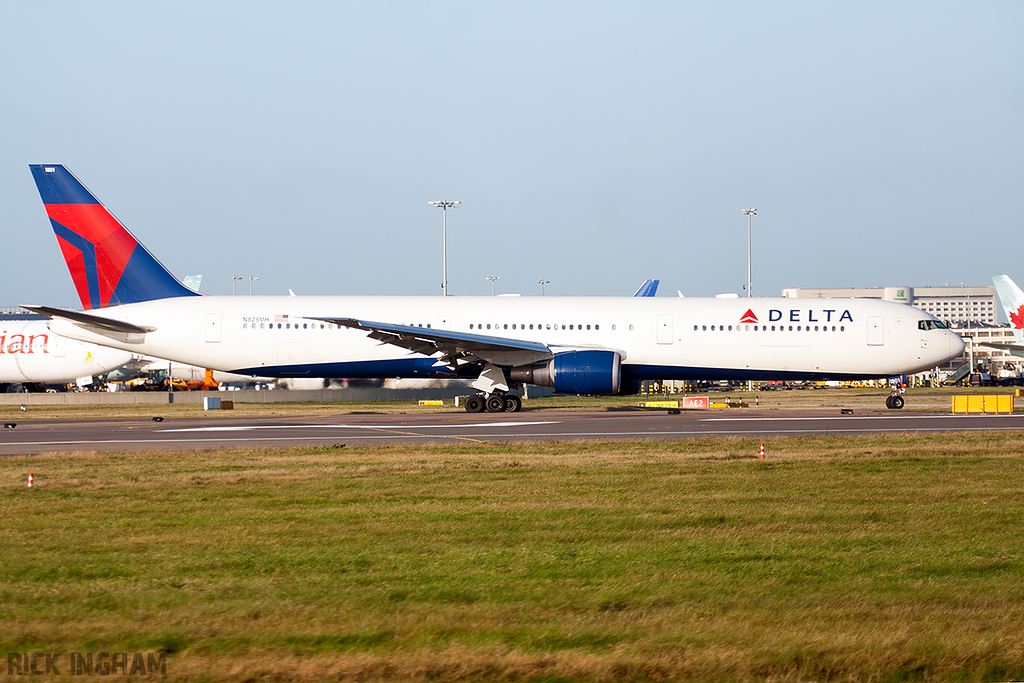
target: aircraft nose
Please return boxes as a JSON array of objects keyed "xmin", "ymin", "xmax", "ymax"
[{"xmin": 950, "ymin": 332, "xmax": 966, "ymax": 359}]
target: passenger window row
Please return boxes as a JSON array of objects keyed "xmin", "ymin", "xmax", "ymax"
[
  {"xmin": 469, "ymin": 323, "xmax": 601, "ymax": 332},
  {"xmin": 243, "ymin": 322, "xmax": 340, "ymax": 330},
  {"xmin": 240, "ymin": 321, "xmax": 631, "ymax": 333},
  {"xmin": 696, "ymin": 324, "xmax": 846, "ymax": 332}
]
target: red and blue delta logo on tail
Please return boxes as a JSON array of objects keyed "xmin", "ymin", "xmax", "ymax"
[{"xmin": 29, "ymin": 165, "xmax": 198, "ymax": 310}]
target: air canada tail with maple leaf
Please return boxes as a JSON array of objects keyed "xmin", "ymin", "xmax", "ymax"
[{"xmin": 993, "ymin": 275, "xmax": 1024, "ymax": 342}]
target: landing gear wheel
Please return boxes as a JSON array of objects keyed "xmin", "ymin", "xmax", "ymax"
[
  {"xmin": 486, "ymin": 394, "xmax": 507, "ymax": 412},
  {"xmin": 885, "ymin": 395, "xmax": 905, "ymax": 410},
  {"xmin": 464, "ymin": 395, "xmax": 485, "ymax": 413},
  {"xmin": 505, "ymin": 395, "xmax": 522, "ymax": 413}
]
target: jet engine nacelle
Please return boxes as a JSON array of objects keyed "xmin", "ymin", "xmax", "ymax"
[{"xmin": 510, "ymin": 350, "xmax": 621, "ymax": 395}]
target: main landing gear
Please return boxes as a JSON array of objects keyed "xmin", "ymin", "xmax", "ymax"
[
  {"xmin": 464, "ymin": 392, "xmax": 522, "ymax": 413},
  {"xmin": 464, "ymin": 362, "xmax": 523, "ymax": 413}
]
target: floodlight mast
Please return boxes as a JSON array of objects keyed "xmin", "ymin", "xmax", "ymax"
[
  {"xmin": 741, "ymin": 208, "xmax": 757, "ymax": 394},
  {"xmin": 428, "ymin": 200, "xmax": 460, "ymax": 296},
  {"xmin": 741, "ymin": 208, "xmax": 757, "ymax": 298},
  {"xmin": 486, "ymin": 275, "xmax": 500, "ymax": 296}
]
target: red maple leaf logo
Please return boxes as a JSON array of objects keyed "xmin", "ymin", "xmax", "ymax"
[{"xmin": 1011, "ymin": 305, "xmax": 1024, "ymax": 330}]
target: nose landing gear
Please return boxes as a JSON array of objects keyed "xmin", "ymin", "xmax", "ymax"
[{"xmin": 885, "ymin": 385, "xmax": 905, "ymax": 410}]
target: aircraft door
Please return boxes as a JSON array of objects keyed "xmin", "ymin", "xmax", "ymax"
[
  {"xmin": 657, "ymin": 314, "xmax": 673, "ymax": 345},
  {"xmin": 867, "ymin": 316, "xmax": 883, "ymax": 346},
  {"xmin": 205, "ymin": 314, "xmax": 222, "ymax": 343}
]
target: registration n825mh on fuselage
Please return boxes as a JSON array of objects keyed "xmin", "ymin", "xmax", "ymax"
[{"xmin": 25, "ymin": 164, "xmax": 964, "ymax": 411}]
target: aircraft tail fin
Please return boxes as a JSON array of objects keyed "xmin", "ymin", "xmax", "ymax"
[
  {"xmin": 632, "ymin": 279, "xmax": 660, "ymax": 297},
  {"xmin": 993, "ymin": 275, "xmax": 1024, "ymax": 342},
  {"xmin": 29, "ymin": 165, "xmax": 199, "ymax": 310}
]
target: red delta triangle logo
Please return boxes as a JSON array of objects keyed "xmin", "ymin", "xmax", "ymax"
[
  {"xmin": 739, "ymin": 309, "xmax": 759, "ymax": 323},
  {"xmin": 1012, "ymin": 305, "xmax": 1024, "ymax": 330}
]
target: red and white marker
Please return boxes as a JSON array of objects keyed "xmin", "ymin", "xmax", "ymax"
[
  {"xmin": 759, "ymin": 443, "xmax": 765, "ymax": 460},
  {"xmin": 27, "ymin": 473, "xmax": 33, "ymax": 488}
]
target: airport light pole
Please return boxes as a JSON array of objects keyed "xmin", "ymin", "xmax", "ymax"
[
  {"xmin": 249, "ymin": 275, "xmax": 259, "ymax": 295},
  {"xmin": 538, "ymin": 279, "xmax": 550, "ymax": 296},
  {"xmin": 742, "ymin": 208, "xmax": 757, "ymax": 298},
  {"xmin": 963, "ymin": 282, "xmax": 972, "ymax": 326},
  {"xmin": 741, "ymin": 208, "xmax": 757, "ymax": 393},
  {"xmin": 232, "ymin": 275, "xmax": 243, "ymax": 295},
  {"xmin": 486, "ymin": 275, "xmax": 500, "ymax": 296},
  {"xmin": 428, "ymin": 200, "xmax": 460, "ymax": 296}
]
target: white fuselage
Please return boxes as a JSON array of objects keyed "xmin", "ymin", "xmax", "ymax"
[
  {"xmin": 44, "ymin": 295, "xmax": 965, "ymax": 386},
  {"xmin": 0, "ymin": 319, "xmax": 132, "ymax": 383}
]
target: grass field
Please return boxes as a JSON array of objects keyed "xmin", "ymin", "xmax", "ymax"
[{"xmin": 2, "ymin": 433, "xmax": 1024, "ymax": 681}]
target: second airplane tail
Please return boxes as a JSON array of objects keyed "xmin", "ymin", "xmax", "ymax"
[
  {"xmin": 632, "ymin": 279, "xmax": 660, "ymax": 297},
  {"xmin": 993, "ymin": 274, "xmax": 1024, "ymax": 342},
  {"xmin": 29, "ymin": 165, "xmax": 199, "ymax": 310}
]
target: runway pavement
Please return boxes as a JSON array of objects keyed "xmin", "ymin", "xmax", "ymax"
[{"xmin": 3, "ymin": 408, "xmax": 1024, "ymax": 455}]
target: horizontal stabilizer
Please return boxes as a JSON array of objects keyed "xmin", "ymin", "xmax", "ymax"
[
  {"xmin": 21, "ymin": 305, "xmax": 155, "ymax": 335},
  {"xmin": 977, "ymin": 340, "xmax": 1024, "ymax": 358}
]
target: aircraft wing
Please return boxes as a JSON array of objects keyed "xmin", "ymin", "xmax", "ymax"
[
  {"xmin": 21, "ymin": 305, "xmax": 155, "ymax": 335},
  {"xmin": 315, "ymin": 317, "xmax": 555, "ymax": 368}
]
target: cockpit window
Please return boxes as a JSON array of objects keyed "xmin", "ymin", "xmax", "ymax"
[{"xmin": 918, "ymin": 320, "xmax": 947, "ymax": 330}]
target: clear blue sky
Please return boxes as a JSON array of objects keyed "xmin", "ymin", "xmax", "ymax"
[{"xmin": 3, "ymin": 2, "xmax": 1022, "ymax": 307}]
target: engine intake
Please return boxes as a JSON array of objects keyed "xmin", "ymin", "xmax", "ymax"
[{"xmin": 510, "ymin": 350, "xmax": 621, "ymax": 395}]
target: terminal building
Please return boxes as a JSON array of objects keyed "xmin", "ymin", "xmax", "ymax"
[{"xmin": 781, "ymin": 285, "xmax": 998, "ymax": 325}]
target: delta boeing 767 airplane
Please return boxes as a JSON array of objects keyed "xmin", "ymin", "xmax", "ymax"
[{"xmin": 24, "ymin": 165, "xmax": 963, "ymax": 411}]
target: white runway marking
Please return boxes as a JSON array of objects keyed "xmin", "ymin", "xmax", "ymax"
[
  {"xmin": 700, "ymin": 414, "xmax": 1023, "ymax": 422},
  {"xmin": 158, "ymin": 421, "xmax": 558, "ymax": 433},
  {"xmin": 10, "ymin": 424, "xmax": 1024, "ymax": 451}
]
